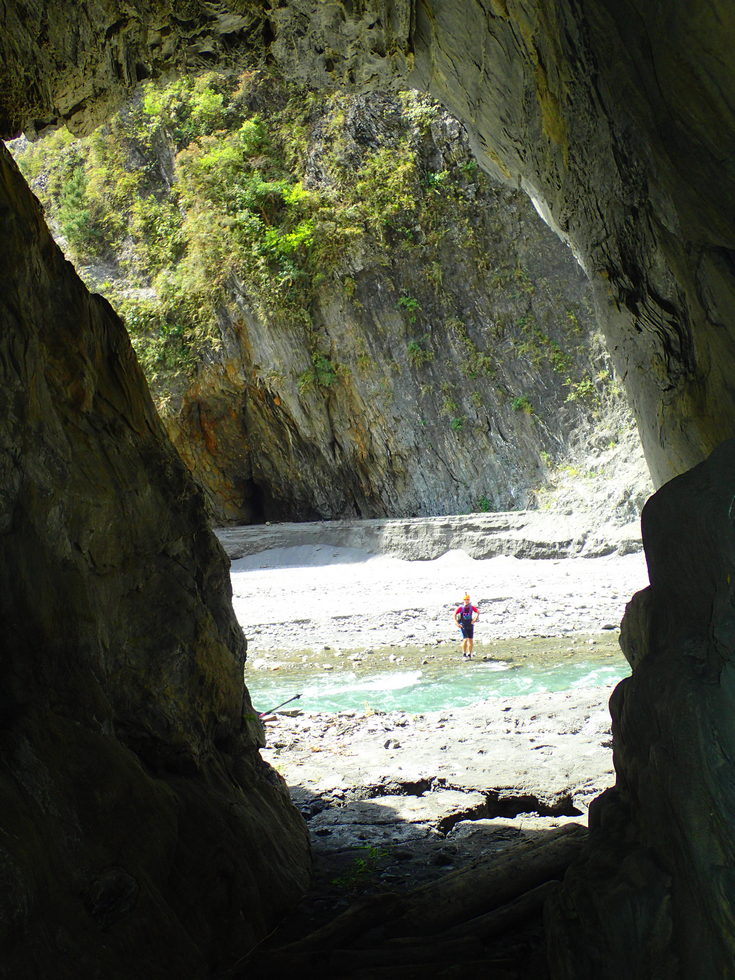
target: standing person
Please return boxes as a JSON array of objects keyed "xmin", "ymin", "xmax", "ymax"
[{"xmin": 454, "ymin": 593, "xmax": 479, "ymax": 659}]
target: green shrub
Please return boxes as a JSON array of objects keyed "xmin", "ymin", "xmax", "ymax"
[
  {"xmin": 331, "ymin": 845, "xmax": 389, "ymax": 892},
  {"xmin": 406, "ymin": 337, "xmax": 434, "ymax": 366},
  {"xmin": 564, "ymin": 376, "xmax": 596, "ymax": 403},
  {"xmin": 8, "ymin": 71, "xmax": 497, "ymax": 418},
  {"xmin": 397, "ymin": 295, "xmax": 421, "ymax": 323},
  {"xmin": 425, "ymin": 168, "xmax": 449, "ymax": 191},
  {"xmin": 298, "ymin": 352, "xmax": 339, "ymax": 393},
  {"xmin": 511, "ymin": 395, "xmax": 533, "ymax": 413}
]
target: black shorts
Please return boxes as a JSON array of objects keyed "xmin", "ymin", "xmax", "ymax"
[{"xmin": 460, "ymin": 623, "xmax": 474, "ymax": 639}]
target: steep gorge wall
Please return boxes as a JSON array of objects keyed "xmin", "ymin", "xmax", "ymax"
[
  {"xmin": 17, "ymin": 74, "xmax": 616, "ymax": 524},
  {"xmin": 406, "ymin": 2, "xmax": 735, "ymax": 487},
  {"xmin": 164, "ymin": 89, "xmax": 607, "ymax": 524}
]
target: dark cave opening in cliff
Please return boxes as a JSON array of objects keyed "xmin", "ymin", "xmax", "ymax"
[{"xmin": 242, "ymin": 477, "xmax": 266, "ymax": 523}]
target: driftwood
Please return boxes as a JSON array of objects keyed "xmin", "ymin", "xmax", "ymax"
[
  {"xmin": 385, "ymin": 822, "xmax": 586, "ymax": 937},
  {"xmin": 434, "ymin": 878, "xmax": 561, "ymax": 941},
  {"xmin": 238, "ymin": 822, "xmax": 587, "ymax": 976}
]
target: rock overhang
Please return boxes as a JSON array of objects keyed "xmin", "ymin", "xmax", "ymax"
[{"xmin": 4, "ymin": 1, "xmax": 735, "ymax": 485}]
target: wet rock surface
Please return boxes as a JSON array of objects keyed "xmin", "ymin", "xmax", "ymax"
[{"xmin": 263, "ymin": 687, "xmax": 614, "ymax": 942}]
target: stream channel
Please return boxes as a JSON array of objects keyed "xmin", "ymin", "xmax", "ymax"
[{"xmin": 246, "ymin": 633, "xmax": 629, "ymax": 714}]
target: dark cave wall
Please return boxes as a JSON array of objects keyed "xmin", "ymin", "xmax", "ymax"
[
  {"xmin": 415, "ymin": 0, "xmax": 735, "ymax": 484},
  {"xmin": 405, "ymin": 0, "xmax": 735, "ymax": 487},
  {"xmin": 547, "ymin": 439, "xmax": 735, "ymax": 978},
  {"xmin": 0, "ymin": 142, "xmax": 310, "ymax": 977}
]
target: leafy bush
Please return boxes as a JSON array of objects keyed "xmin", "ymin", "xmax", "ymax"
[
  {"xmin": 398, "ymin": 295, "xmax": 421, "ymax": 324},
  {"xmin": 8, "ymin": 70, "xmax": 495, "ymax": 414},
  {"xmin": 511, "ymin": 395, "xmax": 533, "ymax": 413},
  {"xmin": 298, "ymin": 352, "xmax": 339, "ymax": 393},
  {"xmin": 406, "ymin": 338, "xmax": 434, "ymax": 366},
  {"xmin": 331, "ymin": 845, "xmax": 389, "ymax": 892}
]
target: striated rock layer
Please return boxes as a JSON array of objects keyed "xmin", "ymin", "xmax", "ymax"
[
  {"xmin": 0, "ymin": 143, "xmax": 309, "ymax": 977},
  {"xmin": 163, "ymin": 86, "xmax": 601, "ymax": 523}
]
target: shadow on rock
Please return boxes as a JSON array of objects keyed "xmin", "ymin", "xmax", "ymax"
[{"xmin": 221, "ymin": 780, "xmax": 589, "ymax": 979}]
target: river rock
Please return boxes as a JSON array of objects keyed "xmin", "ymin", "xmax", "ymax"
[{"xmin": 262, "ymin": 686, "xmax": 615, "ymax": 901}]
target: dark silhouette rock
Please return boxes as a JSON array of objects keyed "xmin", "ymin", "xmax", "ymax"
[
  {"xmin": 0, "ymin": 143, "xmax": 310, "ymax": 978},
  {"xmin": 548, "ymin": 438, "xmax": 735, "ymax": 977}
]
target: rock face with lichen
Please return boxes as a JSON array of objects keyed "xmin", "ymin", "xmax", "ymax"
[
  {"xmin": 0, "ymin": 142, "xmax": 310, "ymax": 977},
  {"xmin": 14, "ymin": 73, "xmax": 617, "ymax": 524}
]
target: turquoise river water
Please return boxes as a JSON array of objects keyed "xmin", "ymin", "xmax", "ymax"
[{"xmin": 247, "ymin": 655, "xmax": 630, "ymax": 715}]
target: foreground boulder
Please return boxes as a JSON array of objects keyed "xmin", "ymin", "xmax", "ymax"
[
  {"xmin": 0, "ymin": 143, "xmax": 310, "ymax": 978},
  {"xmin": 547, "ymin": 438, "xmax": 735, "ymax": 977}
]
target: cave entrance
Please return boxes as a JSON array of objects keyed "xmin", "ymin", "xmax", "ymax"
[
  {"xmin": 4, "ymin": 0, "xmax": 733, "ymax": 972},
  {"xmin": 227, "ymin": 513, "xmax": 649, "ymax": 957}
]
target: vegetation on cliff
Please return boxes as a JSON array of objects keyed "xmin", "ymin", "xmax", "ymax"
[
  {"xmin": 17, "ymin": 74, "xmax": 470, "ymax": 400},
  {"xmin": 13, "ymin": 70, "xmax": 634, "ymax": 522}
]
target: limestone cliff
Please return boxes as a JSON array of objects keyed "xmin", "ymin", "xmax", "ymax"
[
  {"xmin": 14, "ymin": 73, "xmax": 622, "ymax": 524},
  {"xmin": 0, "ymin": 142, "xmax": 310, "ymax": 977}
]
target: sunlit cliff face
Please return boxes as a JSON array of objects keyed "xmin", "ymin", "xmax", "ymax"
[
  {"xmin": 4, "ymin": 2, "xmax": 735, "ymax": 486},
  {"xmin": 3, "ymin": 2, "xmax": 735, "ymax": 977}
]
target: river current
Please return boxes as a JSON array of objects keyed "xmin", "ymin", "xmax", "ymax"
[{"xmin": 247, "ymin": 645, "xmax": 629, "ymax": 714}]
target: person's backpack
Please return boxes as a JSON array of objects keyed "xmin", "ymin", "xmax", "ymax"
[{"xmin": 458, "ymin": 605, "xmax": 473, "ymax": 623}]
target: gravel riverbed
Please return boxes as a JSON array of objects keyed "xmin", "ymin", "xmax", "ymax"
[{"xmin": 218, "ymin": 517, "xmax": 650, "ymax": 931}]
